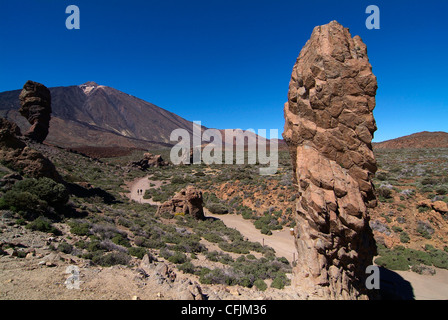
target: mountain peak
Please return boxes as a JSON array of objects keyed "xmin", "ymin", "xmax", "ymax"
[
  {"xmin": 80, "ymin": 81, "xmax": 99, "ymax": 87},
  {"xmin": 79, "ymin": 81, "xmax": 102, "ymax": 95}
]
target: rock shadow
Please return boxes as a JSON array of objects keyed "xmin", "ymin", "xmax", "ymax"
[
  {"xmin": 379, "ymin": 266, "xmax": 415, "ymax": 300},
  {"xmin": 66, "ymin": 182, "xmax": 120, "ymax": 205}
]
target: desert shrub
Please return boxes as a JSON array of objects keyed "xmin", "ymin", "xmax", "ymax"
[
  {"xmin": 202, "ymin": 232, "xmax": 223, "ymax": 243},
  {"xmin": 168, "ymin": 251, "xmax": 188, "ymax": 264},
  {"xmin": 205, "ymin": 251, "xmax": 234, "ymax": 264},
  {"xmin": 420, "ymin": 185, "xmax": 434, "ymax": 193},
  {"xmin": 253, "ymin": 213, "xmax": 282, "ymax": 234},
  {"xmin": 69, "ymin": 220, "xmax": 91, "ymax": 236},
  {"xmin": 260, "ymin": 226, "xmax": 272, "ymax": 235},
  {"xmin": 12, "ymin": 177, "xmax": 69, "ymax": 208},
  {"xmin": 421, "ymin": 177, "xmax": 437, "ymax": 186},
  {"xmin": 376, "ymin": 172, "xmax": 388, "ymax": 181},
  {"xmin": 400, "ymin": 232, "xmax": 410, "ymax": 243},
  {"xmin": 207, "ymin": 203, "xmax": 229, "ymax": 215},
  {"xmin": 416, "ymin": 221, "xmax": 434, "ymax": 239},
  {"xmin": 375, "ymin": 245, "xmax": 448, "ymax": 271},
  {"xmin": 128, "ymin": 247, "xmax": 147, "ymax": 259},
  {"xmin": 111, "ymin": 234, "xmax": 131, "ymax": 248},
  {"xmin": 92, "ymin": 251, "xmax": 131, "ymax": 267},
  {"xmin": 86, "ymin": 240, "xmax": 102, "ymax": 252},
  {"xmin": 25, "ymin": 216, "xmax": 61, "ymax": 235},
  {"xmin": 271, "ymin": 274, "xmax": 290, "ymax": 289},
  {"xmin": 377, "ymin": 187, "xmax": 393, "ymax": 200},
  {"xmin": 277, "ymin": 257, "xmax": 290, "ymax": 265},
  {"xmin": 178, "ymin": 261, "xmax": 196, "ymax": 274},
  {"xmin": 435, "ymin": 187, "xmax": 447, "ymax": 195},
  {"xmin": 254, "ymin": 279, "xmax": 267, "ymax": 291},
  {"xmin": 218, "ymin": 241, "xmax": 250, "ymax": 255},
  {"xmin": 199, "ymin": 268, "xmax": 237, "ymax": 286},
  {"xmin": 58, "ymin": 242, "xmax": 73, "ymax": 254},
  {"xmin": 1, "ymin": 191, "xmax": 47, "ymax": 217}
]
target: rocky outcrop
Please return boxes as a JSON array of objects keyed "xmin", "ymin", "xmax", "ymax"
[
  {"xmin": 0, "ymin": 118, "xmax": 61, "ymax": 182},
  {"xmin": 157, "ymin": 186, "xmax": 205, "ymax": 220},
  {"xmin": 18, "ymin": 80, "xmax": 52, "ymax": 143},
  {"xmin": 283, "ymin": 21, "xmax": 378, "ymax": 299},
  {"xmin": 131, "ymin": 153, "xmax": 168, "ymax": 170}
]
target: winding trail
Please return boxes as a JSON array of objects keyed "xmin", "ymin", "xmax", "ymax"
[
  {"xmin": 126, "ymin": 175, "xmax": 448, "ymax": 300},
  {"xmin": 127, "ymin": 175, "xmax": 296, "ymax": 262}
]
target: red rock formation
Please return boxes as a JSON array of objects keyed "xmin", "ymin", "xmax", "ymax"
[
  {"xmin": 0, "ymin": 117, "xmax": 62, "ymax": 182},
  {"xmin": 157, "ymin": 186, "xmax": 205, "ymax": 220},
  {"xmin": 131, "ymin": 153, "xmax": 168, "ymax": 170},
  {"xmin": 283, "ymin": 21, "xmax": 378, "ymax": 299}
]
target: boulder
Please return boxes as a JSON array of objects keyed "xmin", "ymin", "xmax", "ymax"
[
  {"xmin": 432, "ymin": 201, "xmax": 448, "ymax": 214},
  {"xmin": 283, "ymin": 21, "xmax": 378, "ymax": 299},
  {"xmin": 131, "ymin": 153, "xmax": 168, "ymax": 170},
  {"xmin": 157, "ymin": 186, "xmax": 205, "ymax": 220},
  {"xmin": 0, "ymin": 117, "xmax": 62, "ymax": 182}
]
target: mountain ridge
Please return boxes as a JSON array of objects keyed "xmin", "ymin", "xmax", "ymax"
[
  {"xmin": 374, "ymin": 131, "xmax": 448, "ymax": 149},
  {"xmin": 0, "ymin": 82, "xmax": 198, "ymax": 150}
]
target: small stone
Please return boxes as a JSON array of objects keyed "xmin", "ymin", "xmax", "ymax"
[{"xmin": 432, "ymin": 201, "xmax": 448, "ymax": 214}]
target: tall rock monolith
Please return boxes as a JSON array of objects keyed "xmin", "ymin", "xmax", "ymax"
[
  {"xmin": 283, "ymin": 21, "xmax": 378, "ymax": 299},
  {"xmin": 19, "ymin": 80, "xmax": 52, "ymax": 143}
]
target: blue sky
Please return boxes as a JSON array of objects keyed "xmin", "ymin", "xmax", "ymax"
[{"xmin": 0, "ymin": 0, "xmax": 447, "ymax": 142}]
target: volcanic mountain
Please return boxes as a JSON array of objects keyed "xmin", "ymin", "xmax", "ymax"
[
  {"xmin": 0, "ymin": 82, "xmax": 197, "ymax": 150},
  {"xmin": 374, "ymin": 131, "xmax": 448, "ymax": 149}
]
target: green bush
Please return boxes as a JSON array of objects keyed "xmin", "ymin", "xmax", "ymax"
[
  {"xmin": 202, "ymin": 232, "xmax": 223, "ymax": 243},
  {"xmin": 69, "ymin": 221, "xmax": 91, "ymax": 236},
  {"xmin": 2, "ymin": 191, "xmax": 47, "ymax": 215},
  {"xmin": 111, "ymin": 234, "xmax": 131, "ymax": 247},
  {"xmin": 25, "ymin": 216, "xmax": 61, "ymax": 235},
  {"xmin": 254, "ymin": 279, "xmax": 267, "ymax": 291},
  {"xmin": 374, "ymin": 245, "xmax": 448, "ymax": 271},
  {"xmin": 12, "ymin": 177, "xmax": 69, "ymax": 208},
  {"xmin": 128, "ymin": 247, "xmax": 147, "ymax": 259},
  {"xmin": 92, "ymin": 251, "xmax": 131, "ymax": 267},
  {"xmin": 168, "ymin": 251, "xmax": 188, "ymax": 264},
  {"xmin": 400, "ymin": 232, "xmax": 410, "ymax": 244},
  {"xmin": 271, "ymin": 274, "xmax": 290, "ymax": 289},
  {"xmin": 377, "ymin": 187, "xmax": 393, "ymax": 200},
  {"xmin": 58, "ymin": 242, "xmax": 73, "ymax": 254},
  {"xmin": 206, "ymin": 203, "xmax": 229, "ymax": 215},
  {"xmin": 178, "ymin": 261, "xmax": 196, "ymax": 274}
]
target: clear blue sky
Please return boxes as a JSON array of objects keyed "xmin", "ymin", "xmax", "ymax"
[{"xmin": 1, "ymin": 0, "xmax": 447, "ymax": 142}]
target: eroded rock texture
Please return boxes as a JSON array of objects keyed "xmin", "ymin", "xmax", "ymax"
[
  {"xmin": 0, "ymin": 117, "xmax": 61, "ymax": 182},
  {"xmin": 131, "ymin": 153, "xmax": 168, "ymax": 170},
  {"xmin": 283, "ymin": 21, "xmax": 378, "ymax": 299},
  {"xmin": 19, "ymin": 80, "xmax": 52, "ymax": 143},
  {"xmin": 157, "ymin": 186, "xmax": 205, "ymax": 220}
]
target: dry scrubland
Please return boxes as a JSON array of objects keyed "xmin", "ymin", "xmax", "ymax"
[{"xmin": 1, "ymin": 144, "xmax": 448, "ymax": 299}]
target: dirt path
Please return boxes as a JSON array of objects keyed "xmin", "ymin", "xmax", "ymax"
[
  {"xmin": 394, "ymin": 268, "xmax": 448, "ymax": 300},
  {"xmin": 126, "ymin": 175, "xmax": 448, "ymax": 300},
  {"xmin": 205, "ymin": 210, "xmax": 296, "ymax": 263},
  {"xmin": 126, "ymin": 175, "xmax": 163, "ymax": 206},
  {"xmin": 127, "ymin": 176, "xmax": 296, "ymax": 262}
]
